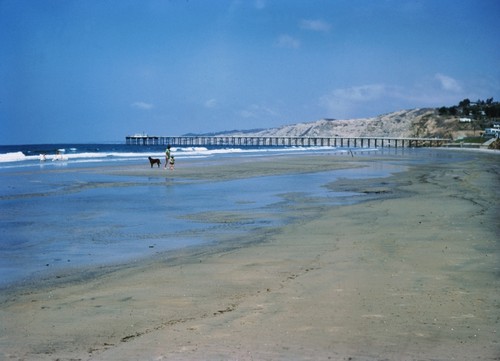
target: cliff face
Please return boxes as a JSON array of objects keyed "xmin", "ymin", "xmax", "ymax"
[{"xmin": 222, "ymin": 108, "xmax": 479, "ymax": 140}]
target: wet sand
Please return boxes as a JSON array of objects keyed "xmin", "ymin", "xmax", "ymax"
[{"xmin": 1, "ymin": 150, "xmax": 499, "ymax": 360}]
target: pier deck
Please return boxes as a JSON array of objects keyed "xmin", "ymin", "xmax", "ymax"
[{"xmin": 126, "ymin": 135, "xmax": 449, "ymax": 148}]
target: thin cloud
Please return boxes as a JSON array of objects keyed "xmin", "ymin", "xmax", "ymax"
[
  {"xmin": 239, "ymin": 104, "xmax": 280, "ymax": 118},
  {"xmin": 204, "ymin": 98, "xmax": 217, "ymax": 108},
  {"xmin": 300, "ymin": 19, "xmax": 331, "ymax": 32},
  {"xmin": 320, "ymin": 84, "xmax": 386, "ymax": 118},
  {"xmin": 329, "ymin": 84, "xmax": 386, "ymax": 102},
  {"xmin": 320, "ymin": 78, "xmax": 470, "ymax": 119},
  {"xmin": 276, "ymin": 34, "xmax": 300, "ymax": 49},
  {"xmin": 435, "ymin": 73, "xmax": 462, "ymax": 92},
  {"xmin": 131, "ymin": 101, "xmax": 154, "ymax": 110}
]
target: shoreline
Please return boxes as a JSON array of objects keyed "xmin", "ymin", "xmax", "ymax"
[
  {"xmin": 0, "ymin": 152, "xmax": 372, "ymax": 290},
  {"xmin": 1, "ymin": 150, "xmax": 499, "ymax": 360}
]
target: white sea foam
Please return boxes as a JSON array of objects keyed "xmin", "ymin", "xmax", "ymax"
[{"xmin": 0, "ymin": 151, "xmax": 27, "ymax": 162}]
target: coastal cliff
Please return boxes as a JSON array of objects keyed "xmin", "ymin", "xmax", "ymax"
[{"xmin": 216, "ymin": 108, "xmax": 483, "ymax": 140}]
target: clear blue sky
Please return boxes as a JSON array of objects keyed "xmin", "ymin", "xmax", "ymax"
[{"xmin": 1, "ymin": 0, "xmax": 499, "ymax": 144}]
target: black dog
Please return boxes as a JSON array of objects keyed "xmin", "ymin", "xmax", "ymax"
[{"xmin": 148, "ymin": 156, "xmax": 161, "ymax": 168}]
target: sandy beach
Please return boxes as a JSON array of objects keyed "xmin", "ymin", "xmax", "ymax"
[{"xmin": 1, "ymin": 149, "xmax": 499, "ymax": 361}]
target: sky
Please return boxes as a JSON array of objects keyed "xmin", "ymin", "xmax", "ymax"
[{"xmin": 1, "ymin": 0, "xmax": 499, "ymax": 144}]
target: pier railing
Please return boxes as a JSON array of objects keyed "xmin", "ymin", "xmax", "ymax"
[{"xmin": 125, "ymin": 135, "xmax": 450, "ymax": 148}]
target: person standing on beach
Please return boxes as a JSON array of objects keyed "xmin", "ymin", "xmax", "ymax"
[{"xmin": 164, "ymin": 145, "xmax": 171, "ymax": 169}]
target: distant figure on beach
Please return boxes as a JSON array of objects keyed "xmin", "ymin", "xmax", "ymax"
[
  {"xmin": 169, "ymin": 156, "xmax": 175, "ymax": 170},
  {"xmin": 164, "ymin": 145, "xmax": 171, "ymax": 169},
  {"xmin": 39, "ymin": 153, "xmax": 46, "ymax": 161},
  {"xmin": 52, "ymin": 151, "xmax": 62, "ymax": 161}
]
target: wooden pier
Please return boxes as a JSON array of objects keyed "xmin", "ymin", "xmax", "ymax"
[{"xmin": 125, "ymin": 135, "xmax": 449, "ymax": 148}]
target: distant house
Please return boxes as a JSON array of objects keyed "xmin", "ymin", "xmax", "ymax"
[
  {"xmin": 459, "ymin": 117, "xmax": 473, "ymax": 123},
  {"xmin": 483, "ymin": 128, "xmax": 500, "ymax": 137},
  {"xmin": 492, "ymin": 122, "xmax": 500, "ymax": 129}
]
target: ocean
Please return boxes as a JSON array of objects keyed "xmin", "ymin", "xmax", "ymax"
[
  {"xmin": 0, "ymin": 143, "xmax": 360, "ymax": 169},
  {"xmin": 0, "ymin": 143, "xmax": 460, "ymax": 289}
]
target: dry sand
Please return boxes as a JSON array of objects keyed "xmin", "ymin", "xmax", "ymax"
[{"xmin": 1, "ymin": 150, "xmax": 499, "ymax": 361}]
